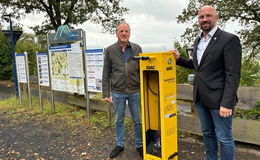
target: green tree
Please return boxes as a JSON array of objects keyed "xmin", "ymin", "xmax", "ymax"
[
  {"xmin": 16, "ymin": 33, "xmax": 43, "ymax": 76},
  {"xmin": 174, "ymin": 41, "xmax": 194, "ymax": 84},
  {"xmin": 35, "ymin": 34, "xmax": 48, "ymax": 52},
  {"xmin": 240, "ymin": 59, "xmax": 260, "ymax": 86},
  {"xmin": 176, "ymin": 0, "xmax": 259, "ymax": 61},
  {"xmin": 0, "ymin": 29, "xmax": 12, "ymax": 80},
  {"xmin": 0, "ymin": 0, "xmax": 128, "ymax": 34}
]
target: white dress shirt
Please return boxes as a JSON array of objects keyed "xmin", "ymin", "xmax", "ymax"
[{"xmin": 197, "ymin": 26, "xmax": 218, "ymax": 65}]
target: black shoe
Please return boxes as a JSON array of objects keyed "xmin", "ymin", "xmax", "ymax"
[
  {"xmin": 136, "ymin": 147, "xmax": 143, "ymax": 159},
  {"xmin": 109, "ymin": 146, "xmax": 124, "ymax": 158}
]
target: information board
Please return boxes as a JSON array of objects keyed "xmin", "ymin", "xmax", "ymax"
[
  {"xmin": 36, "ymin": 52, "xmax": 50, "ymax": 87},
  {"xmin": 85, "ymin": 49, "xmax": 104, "ymax": 92},
  {"xmin": 49, "ymin": 41, "xmax": 85, "ymax": 94},
  {"xmin": 15, "ymin": 53, "xmax": 27, "ymax": 83}
]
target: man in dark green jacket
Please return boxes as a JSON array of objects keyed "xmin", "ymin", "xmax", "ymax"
[{"xmin": 102, "ymin": 21, "xmax": 143, "ymax": 158}]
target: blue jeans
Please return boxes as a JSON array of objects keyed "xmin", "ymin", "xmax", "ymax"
[
  {"xmin": 196, "ymin": 101, "xmax": 235, "ymax": 160},
  {"xmin": 112, "ymin": 92, "xmax": 142, "ymax": 148}
]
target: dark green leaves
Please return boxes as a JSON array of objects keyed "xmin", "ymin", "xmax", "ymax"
[{"xmin": 0, "ymin": 0, "xmax": 128, "ymax": 34}]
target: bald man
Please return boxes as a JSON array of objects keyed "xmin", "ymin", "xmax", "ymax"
[{"xmin": 172, "ymin": 5, "xmax": 241, "ymax": 160}]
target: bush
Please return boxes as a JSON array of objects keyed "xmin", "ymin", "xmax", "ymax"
[
  {"xmin": 0, "ymin": 30, "xmax": 12, "ymax": 80},
  {"xmin": 240, "ymin": 60, "xmax": 260, "ymax": 86},
  {"xmin": 256, "ymin": 101, "xmax": 260, "ymax": 111},
  {"xmin": 234, "ymin": 108, "xmax": 260, "ymax": 120},
  {"xmin": 176, "ymin": 66, "xmax": 193, "ymax": 83},
  {"xmin": 174, "ymin": 42, "xmax": 194, "ymax": 84},
  {"xmin": 15, "ymin": 33, "xmax": 43, "ymax": 76}
]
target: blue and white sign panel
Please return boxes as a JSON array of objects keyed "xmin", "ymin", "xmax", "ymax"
[
  {"xmin": 48, "ymin": 26, "xmax": 82, "ymax": 45},
  {"xmin": 15, "ymin": 53, "xmax": 27, "ymax": 83},
  {"xmin": 49, "ymin": 41, "xmax": 85, "ymax": 94},
  {"xmin": 36, "ymin": 52, "xmax": 50, "ymax": 87},
  {"xmin": 86, "ymin": 49, "xmax": 104, "ymax": 92}
]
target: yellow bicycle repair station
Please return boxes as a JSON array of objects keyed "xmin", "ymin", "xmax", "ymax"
[{"xmin": 139, "ymin": 52, "xmax": 178, "ymax": 160}]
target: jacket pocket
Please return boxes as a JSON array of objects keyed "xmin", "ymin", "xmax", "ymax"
[{"xmin": 207, "ymin": 82, "xmax": 224, "ymax": 89}]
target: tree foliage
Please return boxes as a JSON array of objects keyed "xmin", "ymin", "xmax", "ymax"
[
  {"xmin": 0, "ymin": 0, "xmax": 128, "ymax": 34},
  {"xmin": 0, "ymin": 31, "xmax": 44, "ymax": 80},
  {"xmin": 174, "ymin": 41, "xmax": 194, "ymax": 84},
  {"xmin": 0, "ymin": 29, "xmax": 12, "ymax": 80},
  {"xmin": 15, "ymin": 33, "xmax": 43, "ymax": 76},
  {"xmin": 240, "ymin": 59, "xmax": 260, "ymax": 86},
  {"xmin": 177, "ymin": 0, "xmax": 259, "ymax": 61}
]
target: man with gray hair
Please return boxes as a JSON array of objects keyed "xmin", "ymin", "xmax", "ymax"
[{"xmin": 102, "ymin": 21, "xmax": 143, "ymax": 158}]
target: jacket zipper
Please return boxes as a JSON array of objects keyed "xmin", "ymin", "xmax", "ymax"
[{"xmin": 125, "ymin": 62, "xmax": 128, "ymax": 93}]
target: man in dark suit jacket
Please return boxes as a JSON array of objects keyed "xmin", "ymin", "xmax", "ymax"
[{"xmin": 172, "ymin": 5, "xmax": 241, "ymax": 160}]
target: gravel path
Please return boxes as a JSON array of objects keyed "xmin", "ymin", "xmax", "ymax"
[
  {"xmin": 0, "ymin": 111, "xmax": 259, "ymax": 160},
  {"xmin": 0, "ymin": 84, "xmax": 14, "ymax": 99},
  {"xmin": 0, "ymin": 82, "xmax": 259, "ymax": 160}
]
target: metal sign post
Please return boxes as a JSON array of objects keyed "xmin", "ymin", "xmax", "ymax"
[
  {"xmin": 36, "ymin": 52, "xmax": 51, "ymax": 111},
  {"xmin": 3, "ymin": 15, "xmax": 19, "ymax": 97},
  {"xmin": 15, "ymin": 52, "xmax": 22, "ymax": 105},
  {"xmin": 16, "ymin": 53, "xmax": 27, "ymax": 105},
  {"xmin": 46, "ymin": 34, "xmax": 55, "ymax": 112},
  {"xmin": 24, "ymin": 52, "xmax": 32, "ymax": 108},
  {"xmin": 16, "ymin": 53, "xmax": 31, "ymax": 107},
  {"xmin": 47, "ymin": 25, "xmax": 86, "ymax": 114},
  {"xmin": 36, "ymin": 52, "xmax": 43, "ymax": 110},
  {"xmin": 85, "ymin": 48, "xmax": 105, "ymax": 119},
  {"xmin": 82, "ymin": 31, "xmax": 90, "ymax": 118}
]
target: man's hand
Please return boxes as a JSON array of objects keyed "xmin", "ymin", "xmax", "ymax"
[
  {"xmin": 219, "ymin": 106, "xmax": 233, "ymax": 118},
  {"xmin": 170, "ymin": 49, "xmax": 180, "ymax": 60},
  {"xmin": 104, "ymin": 97, "xmax": 112, "ymax": 102}
]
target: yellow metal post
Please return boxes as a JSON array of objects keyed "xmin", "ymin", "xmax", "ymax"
[{"xmin": 139, "ymin": 52, "xmax": 178, "ymax": 160}]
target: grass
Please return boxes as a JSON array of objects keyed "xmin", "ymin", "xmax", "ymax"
[
  {"xmin": 0, "ymin": 96, "xmax": 110, "ymax": 132},
  {"xmin": 0, "ymin": 96, "xmax": 83, "ymax": 118},
  {"xmin": 0, "ymin": 96, "xmax": 135, "ymax": 134}
]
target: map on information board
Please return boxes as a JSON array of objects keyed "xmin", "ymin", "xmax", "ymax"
[{"xmin": 49, "ymin": 41, "xmax": 85, "ymax": 94}]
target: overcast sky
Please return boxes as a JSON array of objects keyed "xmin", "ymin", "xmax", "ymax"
[
  {"xmin": 8, "ymin": 0, "xmax": 188, "ymax": 52},
  {"xmin": 81, "ymin": 0, "xmax": 190, "ymax": 51},
  {"xmin": 4, "ymin": 0, "xmax": 240, "ymax": 52}
]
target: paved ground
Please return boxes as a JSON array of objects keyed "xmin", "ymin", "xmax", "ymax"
[
  {"xmin": 0, "ymin": 83, "xmax": 14, "ymax": 99},
  {"xmin": 0, "ymin": 82, "xmax": 259, "ymax": 160},
  {"xmin": 0, "ymin": 110, "xmax": 259, "ymax": 160}
]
